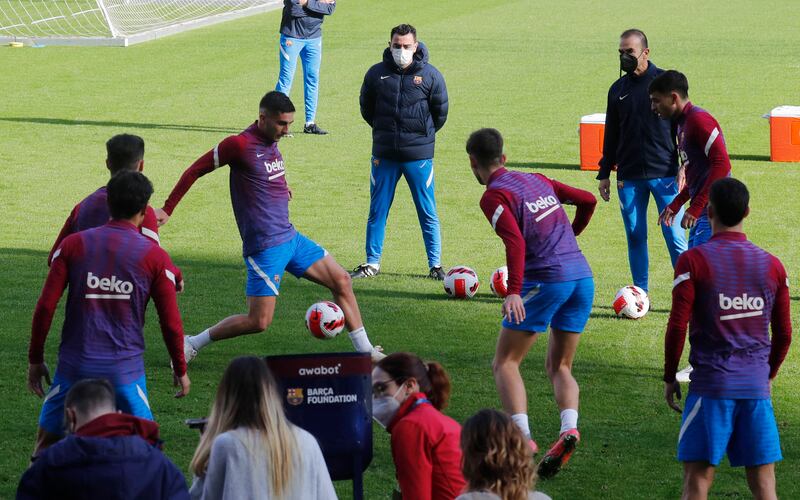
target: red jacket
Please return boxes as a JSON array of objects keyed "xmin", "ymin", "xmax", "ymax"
[{"xmin": 388, "ymin": 393, "xmax": 466, "ymax": 500}]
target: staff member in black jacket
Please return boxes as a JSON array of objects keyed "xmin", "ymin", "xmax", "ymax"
[
  {"xmin": 351, "ymin": 24, "xmax": 449, "ymax": 280},
  {"xmin": 597, "ymin": 29, "xmax": 687, "ymax": 293}
]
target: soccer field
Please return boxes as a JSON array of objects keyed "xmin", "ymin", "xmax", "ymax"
[{"xmin": 1, "ymin": 0, "xmax": 798, "ymax": 497}]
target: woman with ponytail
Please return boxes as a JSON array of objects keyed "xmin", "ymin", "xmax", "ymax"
[
  {"xmin": 457, "ymin": 409, "xmax": 551, "ymax": 500},
  {"xmin": 189, "ymin": 357, "xmax": 336, "ymax": 500},
  {"xmin": 373, "ymin": 352, "xmax": 466, "ymax": 499}
]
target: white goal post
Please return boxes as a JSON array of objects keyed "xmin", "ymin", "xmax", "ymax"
[{"xmin": 0, "ymin": 0, "xmax": 281, "ymax": 46}]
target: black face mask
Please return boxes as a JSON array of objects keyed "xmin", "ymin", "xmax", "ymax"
[{"xmin": 620, "ymin": 52, "xmax": 639, "ymax": 75}]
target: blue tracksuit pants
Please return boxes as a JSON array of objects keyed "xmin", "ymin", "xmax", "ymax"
[
  {"xmin": 366, "ymin": 157, "xmax": 441, "ymax": 268},
  {"xmin": 688, "ymin": 213, "xmax": 711, "ymax": 248},
  {"xmin": 617, "ymin": 177, "xmax": 688, "ymax": 291},
  {"xmin": 275, "ymin": 34, "xmax": 321, "ymax": 124}
]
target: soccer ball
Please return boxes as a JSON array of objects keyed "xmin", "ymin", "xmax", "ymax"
[
  {"xmin": 444, "ymin": 266, "xmax": 480, "ymax": 299},
  {"xmin": 489, "ymin": 266, "xmax": 508, "ymax": 298},
  {"xmin": 305, "ymin": 301, "xmax": 346, "ymax": 339},
  {"xmin": 613, "ymin": 285, "xmax": 650, "ymax": 319}
]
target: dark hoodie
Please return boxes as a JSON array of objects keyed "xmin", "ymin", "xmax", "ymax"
[
  {"xmin": 17, "ymin": 413, "xmax": 189, "ymax": 500},
  {"xmin": 360, "ymin": 42, "xmax": 449, "ymax": 162}
]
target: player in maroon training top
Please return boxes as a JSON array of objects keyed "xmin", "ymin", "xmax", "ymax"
[
  {"xmin": 28, "ymin": 172, "xmax": 190, "ymax": 457},
  {"xmin": 650, "ymin": 70, "xmax": 732, "ymax": 249},
  {"xmin": 155, "ymin": 91, "xmax": 383, "ymax": 362},
  {"xmin": 48, "ymin": 134, "xmax": 183, "ymax": 291},
  {"xmin": 664, "ymin": 178, "xmax": 791, "ymax": 499},
  {"xmin": 467, "ymin": 128, "xmax": 597, "ymax": 479}
]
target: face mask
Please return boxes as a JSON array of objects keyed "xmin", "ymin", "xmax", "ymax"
[
  {"xmin": 619, "ymin": 52, "xmax": 639, "ymax": 74},
  {"xmin": 372, "ymin": 386, "xmax": 403, "ymax": 429},
  {"xmin": 391, "ymin": 47, "xmax": 414, "ymax": 68}
]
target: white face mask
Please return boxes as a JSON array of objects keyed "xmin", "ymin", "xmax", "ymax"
[
  {"xmin": 391, "ymin": 47, "xmax": 414, "ymax": 68},
  {"xmin": 372, "ymin": 385, "xmax": 404, "ymax": 429}
]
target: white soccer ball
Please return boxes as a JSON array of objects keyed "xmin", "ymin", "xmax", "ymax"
[
  {"xmin": 444, "ymin": 266, "xmax": 480, "ymax": 299},
  {"xmin": 305, "ymin": 301, "xmax": 346, "ymax": 339},
  {"xmin": 489, "ymin": 266, "xmax": 509, "ymax": 298},
  {"xmin": 613, "ymin": 285, "xmax": 650, "ymax": 319}
]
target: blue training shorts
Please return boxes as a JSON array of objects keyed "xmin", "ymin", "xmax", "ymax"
[
  {"xmin": 678, "ymin": 393, "xmax": 782, "ymax": 467},
  {"xmin": 502, "ymin": 277, "xmax": 594, "ymax": 333},
  {"xmin": 245, "ymin": 232, "xmax": 327, "ymax": 297},
  {"xmin": 39, "ymin": 371, "xmax": 153, "ymax": 436}
]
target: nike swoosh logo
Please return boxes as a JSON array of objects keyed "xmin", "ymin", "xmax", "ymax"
[
  {"xmin": 619, "ymin": 94, "xmax": 629, "ymax": 100},
  {"xmin": 380, "ymin": 75, "xmax": 390, "ymax": 80},
  {"xmin": 256, "ymin": 153, "xmax": 265, "ymax": 158}
]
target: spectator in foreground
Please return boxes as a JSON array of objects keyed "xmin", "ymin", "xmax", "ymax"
[
  {"xmin": 17, "ymin": 378, "xmax": 189, "ymax": 500},
  {"xmin": 457, "ymin": 409, "xmax": 551, "ymax": 500},
  {"xmin": 189, "ymin": 356, "xmax": 336, "ymax": 500},
  {"xmin": 373, "ymin": 352, "xmax": 466, "ymax": 499}
]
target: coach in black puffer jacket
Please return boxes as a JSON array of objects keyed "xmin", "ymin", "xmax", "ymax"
[
  {"xmin": 360, "ymin": 39, "xmax": 448, "ymax": 161},
  {"xmin": 351, "ymin": 24, "xmax": 449, "ymax": 281}
]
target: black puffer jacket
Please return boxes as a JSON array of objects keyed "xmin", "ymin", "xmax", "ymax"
[{"xmin": 360, "ymin": 42, "xmax": 448, "ymax": 161}]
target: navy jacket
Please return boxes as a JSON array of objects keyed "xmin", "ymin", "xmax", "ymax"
[
  {"xmin": 280, "ymin": 0, "xmax": 335, "ymax": 40},
  {"xmin": 597, "ymin": 62, "xmax": 678, "ymax": 180},
  {"xmin": 17, "ymin": 434, "xmax": 189, "ymax": 499},
  {"xmin": 360, "ymin": 42, "xmax": 448, "ymax": 161}
]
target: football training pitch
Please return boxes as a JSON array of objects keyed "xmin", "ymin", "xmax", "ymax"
[{"xmin": 1, "ymin": 0, "xmax": 798, "ymax": 497}]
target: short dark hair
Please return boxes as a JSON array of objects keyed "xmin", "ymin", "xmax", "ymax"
[
  {"xmin": 65, "ymin": 379, "xmax": 116, "ymax": 417},
  {"xmin": 466, "ymin": 128, "xmax": 504, "ymax": 168},
  {"xmin": 259, "ymin": 91, "xmax": 295, "ymax": 115},
  {"xmin": 620, "ymin": 28, "xmax": 648, "ymax": 49},
  {"xmin": 710, "ymin": 177, "xmax": 749, "ymax": 227},
  {"xmin": 107, "ymin": 170, "xmax": 153, "ymax": 220},
  {"xmin": 649, "ymin": 69, "xmax": 689, "ymax": 98},
  {"xmin": 106, "ymin": 134, "xmax": 145, "ymax": 174},
  {"xmin": 390, "ymin": 24, "xmax": 417, "ymax": 40}
]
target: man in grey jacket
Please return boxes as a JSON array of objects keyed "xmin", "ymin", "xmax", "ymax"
[{"xmin": 275, "ymin": 0, "xmax": 335, "ymax": 135}]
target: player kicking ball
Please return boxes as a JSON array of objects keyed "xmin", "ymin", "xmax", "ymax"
[
  {"xmin": 466, "ymin": 128, "xmax": 597, "ymax": 479},
  {"xmin": 664, "ymin": 178, "xmax": 791, "ymax": 500},
  {"xmin": 155, "ymin": 91, "xmax": 383, "ymax": 362}
]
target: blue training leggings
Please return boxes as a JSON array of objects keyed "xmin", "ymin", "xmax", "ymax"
[
  {"xmin": 275, "ymin": 34, "xmax": 322, "ymax": 124},
  {"xmin": 365, "ymin": 157, "xmax": 441, "ymax": 268},
  {"xmin": 617, "ymin": 177, "xmax": 688, "ymax": 291}
]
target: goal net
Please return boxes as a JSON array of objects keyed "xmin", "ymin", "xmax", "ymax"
[{"xmin": 0, "ymin": 0, "xmax": 281, "ymax": 46}]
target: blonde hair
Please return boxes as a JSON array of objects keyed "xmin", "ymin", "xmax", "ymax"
[
  {"xmin": 190, "ymin": 357, "xmax": 298, "ymax": 496},
  {"xmin": 461, "ymin": 409, "xmax": 536, "ymax": 500}
]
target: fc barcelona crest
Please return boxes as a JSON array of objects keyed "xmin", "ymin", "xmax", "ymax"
[
  {"xmin": 413, "ymin": 76, "xmax": 423, "ymax": 85},
  {"xmin": 287, "ymin": 388, "xmax": 304, "ymax": 406}
]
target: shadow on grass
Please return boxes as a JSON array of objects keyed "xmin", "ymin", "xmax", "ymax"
[
  {"xmin": 0, "ymin": 117, "xmax": 239, "ymax": 134},
  {"xmin": 505, "ymin": 161, "xmax": 580, "ymax": 171},
  {"xmin": 729, "ymin": 154, "xmax": 771, "ymax": 162},
  {"xmin": 594, "ymin": 304, "xmax": 672, "ymax": 314}
]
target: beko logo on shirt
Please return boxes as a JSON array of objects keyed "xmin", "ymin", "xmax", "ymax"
[
  {"xmin": 298, "ymin": 364, "xmax": 341, "ymax": 376},
  {"xmin": 86, "ymin": 272, "xmax": 133, "ymax": 299},
  {"xmin": 264, "ymin": 159, "xmax": 284, "ymax": 174},
  {"xmin": 719, "ymin": 293, "xmax": 764, "ymax": 321},
  {"xmin": 525, "ymin": 195, "xmax": 559, "ymax": 222}
]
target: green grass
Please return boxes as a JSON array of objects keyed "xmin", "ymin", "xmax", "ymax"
[{"xmin": 1, "ymin": 0, "xmax": 799, "ymax": 498}]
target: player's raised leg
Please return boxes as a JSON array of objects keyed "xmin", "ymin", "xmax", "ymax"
[
  {"xmin": 492, "ymin": 328, "xmax": 539, "ymax": 446},
  {"xmin": 682, "ymin": 462, "xmax": 715, "ymax": 500},
  {"xmin": 303, "ymin": 253, "xmax": 384, "ymax": 360}
]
